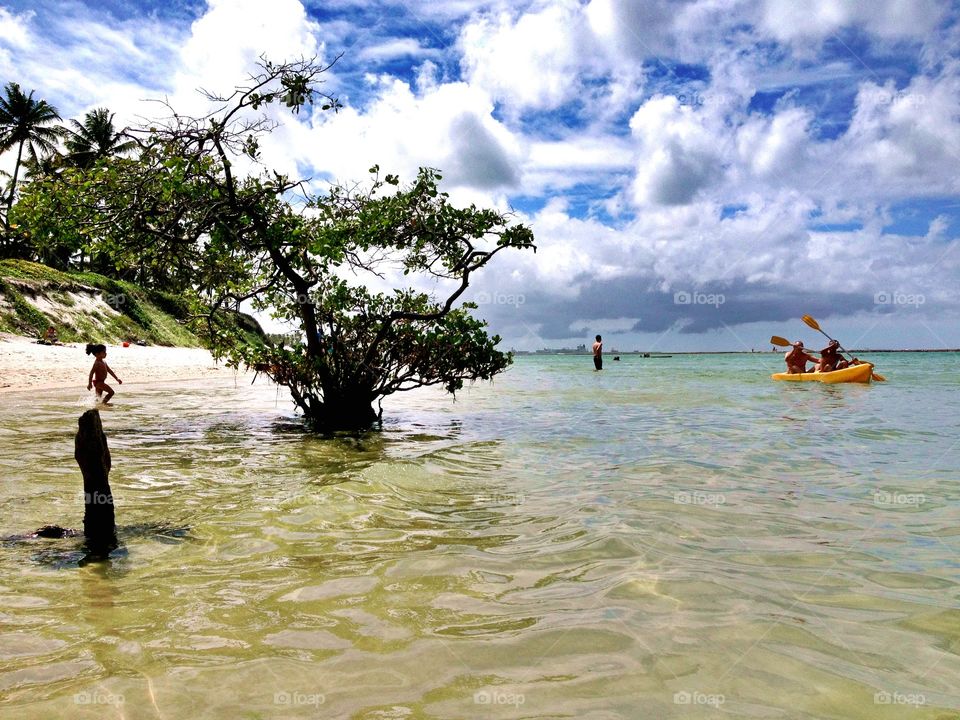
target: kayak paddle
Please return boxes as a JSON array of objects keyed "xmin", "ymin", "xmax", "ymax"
[
  {"xmin": 800, "ymin": 315, "xmax": 886, "ymax": 381},
  {"xmin": 770, "ymin": 336, "xmax": 821, "ymax": 353}
]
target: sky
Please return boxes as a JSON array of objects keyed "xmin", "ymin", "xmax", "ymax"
[{"xmin": 2, "ymin": 0, "xmax": 960, "ymax": 351}]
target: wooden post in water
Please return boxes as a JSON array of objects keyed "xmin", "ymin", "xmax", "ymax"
[{"xmin": 75, "ymin": 409, "xmax": 116, "ymax": 546}]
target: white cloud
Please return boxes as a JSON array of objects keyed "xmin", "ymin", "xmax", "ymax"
[
  {"xmin": 585, "ymin": 0, "xmax": 688, "ymax": 59},
  {"xmin": 174, "ymin": 0, "xmax": 326, "ymax": 111},
  {"xmin": 735, "ymin": 106, "xmax": 812, "ymax": 179},
  {"xmin": 759, "ymin": 0, "xmax": 947, "ymax": 43},
  {"xmin": 841, "ymin": 70, "xmax": 960, "ymax": 195},
  {"xmin": 458, "ymin": 1, "xmax": 588, "ymax": 111},
  {"xmin": 628, "ymin": 95, "xmax": 725, "ymax": 205},
  {"xmin": 357, "ymin": 38, "xmax": 437, "ymax": 62},
  {"xmin": 528, "ymin": 135, "xmax": 633, "ymax": 172},
  {"xmin": 0, "ymin": 8, "xmax": 183, "ymax": 122},
  {"xmin": 292, "ymin": 76, "xmax": 522, "ymax": 197},
  {"xmin": 0, "ymin": 7, "xmax": 32, "ymax": 50}
]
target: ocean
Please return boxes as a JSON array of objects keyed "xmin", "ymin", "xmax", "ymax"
[{"xmin": 1, "ymin": 352, "xmax": 958, "ymax": 718}]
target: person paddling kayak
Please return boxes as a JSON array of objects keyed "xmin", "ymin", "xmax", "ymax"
[
  {"xmin": 816, "ymin": 339, "xmax": 843, "ymax": 372},
  {"xmin": 784, "ymin": 341, "xmax": 817, "ymax": 374}
]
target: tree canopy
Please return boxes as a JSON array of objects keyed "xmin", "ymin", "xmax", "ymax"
[{"xmin": 64, "ymin": 107, "xmax": 136, "ymax": 169}]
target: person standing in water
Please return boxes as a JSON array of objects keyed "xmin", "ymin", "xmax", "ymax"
[
  {"xmin": 592, "ymin": 334, "xmax": 603, "ymax": 371},
  {"xmin": 86, "ymin": 343, "xmax": 122, "ymax": 404}
]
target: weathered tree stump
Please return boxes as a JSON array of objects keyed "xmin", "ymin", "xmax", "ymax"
[{"xmin": 75, "ymin": 409, "xmax": 116, "ymax": 547}]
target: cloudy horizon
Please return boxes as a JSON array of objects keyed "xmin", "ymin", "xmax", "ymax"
[{"xmin": 2, "ymin": 0, "xmax": 959, "ymax": 351}]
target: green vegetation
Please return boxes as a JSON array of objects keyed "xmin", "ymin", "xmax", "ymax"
[
  {"xmin": 0, "ymin": 259, "xmax": 201, "ymax": 346},
  {"xmin": 0, "ymin": 276, "xmax": 49, "ymax": 335},
  {"xmin": 0, "ymin": 58, "xmax": 534, "ymax": 431},
  {"xmin": 0, "ymin": 81, "xmax": 63, "ymax": 238}
]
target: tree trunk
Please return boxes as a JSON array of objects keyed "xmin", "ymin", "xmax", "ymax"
[
  {"xmin": 75, "ymin": 409, "xmax": 116, "ymax": 548},
  {"xmin": 305, "ymin": 387, "xmax": 377, "ymax": 431},
  {"xmin": 3, "ymin": 140, "xmax": 24, "ymax": 233}
]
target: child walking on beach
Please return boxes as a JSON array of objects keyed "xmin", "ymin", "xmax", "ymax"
[{"xmin": 86, "ymin": 344, "xmax": 122, "ymax": 404}]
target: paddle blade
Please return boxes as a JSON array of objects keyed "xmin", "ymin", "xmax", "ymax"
[
  {"xmin": 872, "ymin": 372, "xmax": 887, "ymax": 382},
  {"xmin": 801, "ymin": 314, "xmax": 821, "ymax": 331},
  {"xmin": 770, "ymin": 336, "xmax": 791, "ymax": 346}
]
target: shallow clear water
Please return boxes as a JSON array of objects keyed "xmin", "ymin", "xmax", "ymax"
[{"xmin": 1, "ymin": 353, "xmax": 958, "ymax": 719}]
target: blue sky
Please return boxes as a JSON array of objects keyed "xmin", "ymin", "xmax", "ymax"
[{"xmin": 2, "ymin": 0, "xmax": 960, "ymax": 350}]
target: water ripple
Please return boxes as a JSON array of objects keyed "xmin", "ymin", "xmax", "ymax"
[{"xmin": 0, "ymin": 356, "xmax": 958, "ymax": 717}]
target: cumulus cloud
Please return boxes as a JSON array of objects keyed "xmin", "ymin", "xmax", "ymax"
[
  {"xmin": 736, "ymin": 107, "xmax": 812, "ymax": 179},
  {"xmin": 585, "ymin": 0, "xmax": 689, "ymax": 59},
  {"xmin": 444, "ymin": 113, "xmax": 519, "ymax": 188},
  {"xmin": 458, "ymin": 1, "xmax": 587, "ymax": 112},
  {"xmin": 289, "ymin": 76, "xmax": 522, "ymax": 197},
  {"xmin": 173, "ymin": 0, "xmax": 326, "ymax": 108},
  {"xmin": 629, "ymin": 95, "xmax": 724, "ymax": 205},
  {"xmin": 840, "ymin": 70, "xmax": 960, "ymax": 197}
]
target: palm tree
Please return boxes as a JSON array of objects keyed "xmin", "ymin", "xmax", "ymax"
[
  {"xmin": 23, "ymin": 144, "xmax": 64, "ymax": 181},
  {"xmin": 65, "ymin": 107, "xmax": 135, "ymax": 169},
  {"xmin": 0, "ymin": 82, "xmax": 63, "ymax": 232}
]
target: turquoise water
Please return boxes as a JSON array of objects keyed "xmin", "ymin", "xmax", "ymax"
[{"xmin": 0, "ymin": 352, "xmax": 958, "ymax": 718}]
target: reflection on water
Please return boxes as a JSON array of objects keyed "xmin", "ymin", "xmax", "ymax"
[{"xmin": 0, "ymin": 353, "xmax": 959, "ymax": 718}]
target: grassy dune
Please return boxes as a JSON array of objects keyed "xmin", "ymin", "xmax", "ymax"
[{"xmin": 0, "ymin": 259, "xmax": 201, "ymax": 347}]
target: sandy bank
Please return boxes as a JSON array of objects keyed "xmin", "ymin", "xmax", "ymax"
[{"xmin": 0, "ymin": 334, "xmax": 248, "ymax": 393}]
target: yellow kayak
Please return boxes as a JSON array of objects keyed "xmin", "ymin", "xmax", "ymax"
[{"xmin": 772, "ymin": 362, "xmax": 874, "ymax": 384}]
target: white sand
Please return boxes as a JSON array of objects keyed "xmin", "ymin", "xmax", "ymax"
[{"xmin": 0, "ymin": 334, "xmax": 248, "ymax": 393}]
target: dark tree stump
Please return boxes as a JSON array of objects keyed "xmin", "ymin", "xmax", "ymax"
[{"xmin": 75, "ymin": 410, "xmax": 116, "ymax": 547}]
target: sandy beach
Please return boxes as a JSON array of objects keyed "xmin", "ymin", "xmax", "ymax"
[{"xmin": 0, "ymin": 334, "xmax": 247, "ymax": 393}]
